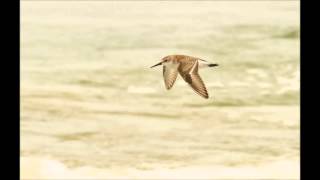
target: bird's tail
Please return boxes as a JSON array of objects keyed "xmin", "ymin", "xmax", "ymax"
[
  {"xmin": 198, "ymin": 61, "xmax": 219, "ymax": 68},
  {"xmin": 208, "ymin": 63, "xmax": 218, "ymax": 67}
]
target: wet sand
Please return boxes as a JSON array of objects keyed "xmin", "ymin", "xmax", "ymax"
[{"xmin": 21, "ymin": 156, "xmax": 299, "ymax": 179}]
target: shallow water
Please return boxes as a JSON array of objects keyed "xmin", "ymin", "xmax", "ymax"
[{"xmin": 21, "ymin": 1, "xmax": 300, "ymax": 179}]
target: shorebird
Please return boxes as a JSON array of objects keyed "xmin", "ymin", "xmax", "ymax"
[{"xmin": 150, "ymin": 55, "xmax": 218, "ymax": 99}]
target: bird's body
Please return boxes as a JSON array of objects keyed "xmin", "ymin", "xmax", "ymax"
[{"xmin": 150, "ymin": 55, "xmax": 218, "ymax": 99}]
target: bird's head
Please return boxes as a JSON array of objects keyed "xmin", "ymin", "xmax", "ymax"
[{"xmin": 150, "ymin": 56, "xmax": 170, "ymax": 68}]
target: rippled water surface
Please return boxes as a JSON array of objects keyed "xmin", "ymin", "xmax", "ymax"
[{"xmin": 21, "ymin": 1, "xmax": 299, "ymax": 179}]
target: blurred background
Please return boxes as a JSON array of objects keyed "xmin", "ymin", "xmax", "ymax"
[{"xmin": 21, "ymin": 1, "xmax": 300, "ymax": 179}]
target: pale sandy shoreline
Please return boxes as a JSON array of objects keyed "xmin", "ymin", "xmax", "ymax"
[{"xmin": 21, "ymin": 156, "xmax": 299, "ymax": 179}]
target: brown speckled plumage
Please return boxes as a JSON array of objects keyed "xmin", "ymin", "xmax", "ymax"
[{"xmin": 151, "ymin": 55, "xmax": 218, "ymax": 99}]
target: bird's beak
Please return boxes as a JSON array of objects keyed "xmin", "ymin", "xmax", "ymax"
[{"xmin": 150, "ymin": 62, "xmax": 162, "ymax": 68}]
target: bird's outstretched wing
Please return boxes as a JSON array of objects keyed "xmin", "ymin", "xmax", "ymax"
[
  {"xmin": 179, "ymin": 60, "xmax": 209, "ymax": 99},
  {"xmin": 163, "ymin": 64, "xmax": 179, "ymax": 90}
]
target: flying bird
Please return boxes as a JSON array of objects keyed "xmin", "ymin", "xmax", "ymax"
[{"xmin": 150, "ymin": 55, "xmax": 218, "ymax": 99}]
